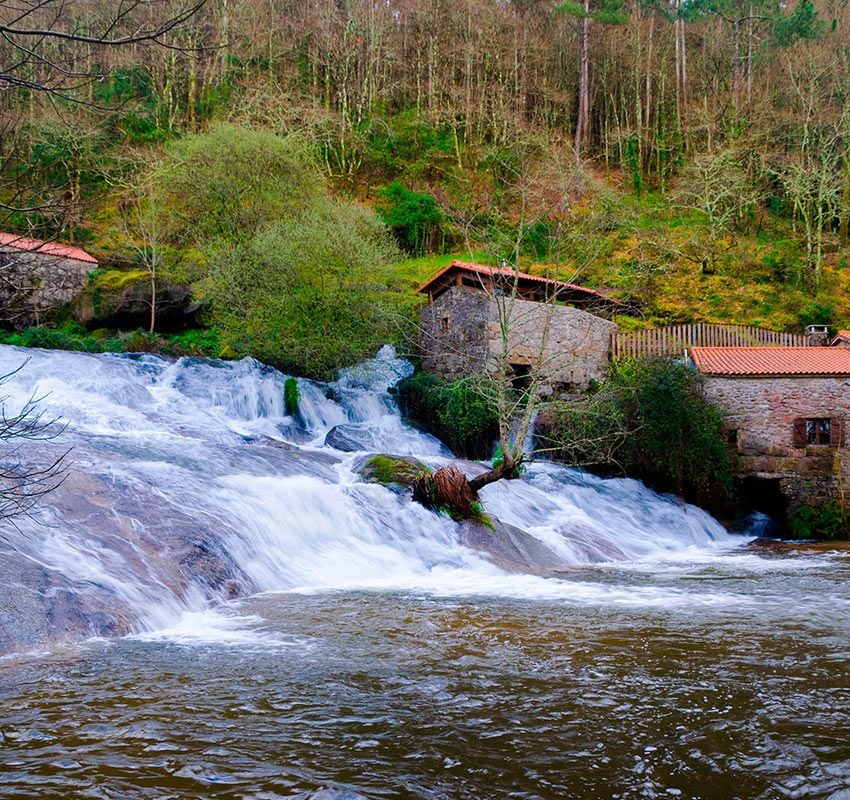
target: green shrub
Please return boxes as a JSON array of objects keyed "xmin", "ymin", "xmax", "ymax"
[
  {"xmin": 376, "ymin": 181, "xmax": 445, "ymax": 255},
  {"xmin": 396, "ymin": 372, "xmax": 499, "ymax": 459},
  {"xmin": 789, "ymin": 503, "xmax": 847, "ymax": 540},
  {"xmin": 545, "ymin": 358, "xmax": 735, "ymax": 513}
]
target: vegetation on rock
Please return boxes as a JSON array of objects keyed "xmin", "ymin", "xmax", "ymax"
[
  {"xmin": 283, "ymin": 378, "xmax": 301, "ymax": 418},
  {"xmin": 395, "ymin": 373, "xmax": 500, "ymax": 459},
  {"xmin": 360, "ymin": 455, "xmax": 430, "ymax": 488}
]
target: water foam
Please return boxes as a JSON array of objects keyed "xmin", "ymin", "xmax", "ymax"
[{"xmin": 0, "ymin": 344, "xmax": 749, "ymax": 645}]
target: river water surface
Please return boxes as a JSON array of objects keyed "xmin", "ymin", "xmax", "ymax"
[{"xmin": 0, "ymin": 346, "xmax": 848, "ymax": 799}]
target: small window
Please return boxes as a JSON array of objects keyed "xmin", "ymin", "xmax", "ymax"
[
  {"xmin": 726, "ymin": 429, "xmax": 739, "ymax": 446},
  {"xmin": 440, "ymin": 316, "xmax": 450, "ymax": 332},
  {"xmin": 794, "ymin": 417, "xmax": 838, "ymax": 447},
  {"xmin": 807, "ymin": 418, "xmax": 831, "ymax": 445}
]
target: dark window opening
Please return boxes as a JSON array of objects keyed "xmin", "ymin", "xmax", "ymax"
[
  {"xmin": 510, "ymin": 363, "xmax": 531, "ymax": 391},
  {"xmin": 440, "ymin": 316, "xmax": 450, "ymax": 332},
  {"xmin": 726, "ymin": 429, "xmax": 739, "ymax": 447},
  {"xmin": 807, "ymin": 418, "xmax": 831, "ymax": 446}
]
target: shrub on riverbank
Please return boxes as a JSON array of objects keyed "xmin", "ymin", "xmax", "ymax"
[
  {"xmin": 789, "ymin": 503, "xmax": 848, "ymax": 540},
  {"xmin": 544, "ymin": 358, "xmax": 736, "ymax": 513},
  {"xmin": 148, "ymin": 124, "xmax": 414, "ymax": 380},
  {"xmin": 395, "ymin": 372, "xmax": 499, "ymax": 459}
]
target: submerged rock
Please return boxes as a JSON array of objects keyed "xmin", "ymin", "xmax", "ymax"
[
  {"xmin": 458, "ymin": 518, "xmax": 569, "ymax": 576},
  {"xmin": 324, "ymin": 425, "xmax": 370, "ymax": 452}
]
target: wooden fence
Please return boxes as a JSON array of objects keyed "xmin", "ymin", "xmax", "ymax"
[{"xmin": 611, "ymin": 323, "xmax": 815, "ymax": 360}]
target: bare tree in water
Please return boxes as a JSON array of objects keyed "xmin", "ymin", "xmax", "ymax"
[
  {"xmin": 0, "ymin": 361, "xmax": 69, "ymax": 524},
  {"xmin": 412, "ymin": 144, "xmax": 621, "ymax": 517}
]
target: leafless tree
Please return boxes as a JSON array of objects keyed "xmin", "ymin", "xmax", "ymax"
[
  {"xmin": 0, "ymin": 360, "xmax": 69, "ymax": 525},
  {"xmin": 0, "ymin": 0, "xmax": 207, "ymax": 220}
]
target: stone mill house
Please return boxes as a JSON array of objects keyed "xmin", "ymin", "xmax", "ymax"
[
  {"xmin": 418, "ymin": 260, "xmax": 624, "ymax": 393},
  {"xmin": 689, "ymin": 346, "xmax": 850, "ymax": 515},
  {"xmin": 0, "ymin": 232, "xmax": 98, "ymax": 327},
  {"xmin": 417, "ymin": 260, "xmax": 850, "ymax": 515}
]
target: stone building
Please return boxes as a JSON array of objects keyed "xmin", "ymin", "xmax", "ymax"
[
  {"xmin": 0, "ymin": 232, "xmax": 98, "ymax": 328},
  {"xmin": 418, "ymin": 261, "xmax": 622, "ymax": 391},
  {"xmin": 690, "ymin": 346, "xmax": 850, "ymax": 514}
]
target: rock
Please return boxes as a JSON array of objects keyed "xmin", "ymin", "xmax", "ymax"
[
  {"xmin": 73, "ymin": 269, "xmax": 203, "ymax": 332},
  {"xmin": 324, "ymin": 425, "xmax": 370, "ymax": 452},
  {"xmin": 356, "ymin": 454, "xmax": 430, "ymax": 490},
  {"xmin": 0, "ymin": 552, "xmax": 133, "ymax": 654},
  {"xmin": 458, "ymin": 518, "xmax": 569, "ymax": 575}
]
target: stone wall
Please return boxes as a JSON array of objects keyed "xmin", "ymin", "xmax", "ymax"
[
  {"xmin": 419, "ymin": 285, "xmax": 617, "ymax": 390},
  {"xmin": 702, "ymin": 375, "xmax": 850, "ymax": 508},
  {"xmin": 0, "ymin": 248, "xmax": 94, "ymax": 328},
  {"xmin": 420, "ymin": 286, "xmax": 493, "ymax": 378},
  {"xmin": 497, "ymin": 295, "xmax": 617, "ymax": 390}
]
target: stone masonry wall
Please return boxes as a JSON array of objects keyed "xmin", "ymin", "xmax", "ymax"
[
  {"xmin": 702, "ymin": 375, "xmax": 850, "ymax": 508},
  {"xmin": 419, "ymin": 285, "xmax": 617, "ymax": 389},
  {"xmin": 0, "ymin": 248, "xmax": 94, "ymax": 328},
  {"xmin": 492, "ymin": 295, "xmax": 617, "ymax": 390},
  {"xmin": 420, "ymin": 286, "xmax": 492, "ymax": 379}
]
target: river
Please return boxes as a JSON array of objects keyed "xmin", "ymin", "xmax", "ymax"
[{"xmin": 0, "ymin": 345, "xmax": 848, "ymax": 799}]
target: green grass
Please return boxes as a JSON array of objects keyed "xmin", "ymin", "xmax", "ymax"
[{"xmin": 387, "ymin": 251, "xmax": 490, "ymax": 289}]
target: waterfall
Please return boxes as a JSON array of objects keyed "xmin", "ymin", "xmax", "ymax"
[{"xmin": 0, "ymin": 344, "xmax": 740, "ymax": 652}]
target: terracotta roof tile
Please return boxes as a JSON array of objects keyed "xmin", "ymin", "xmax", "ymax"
[
  {"xmin": 0, "ymin": 231, "xmax": 98, "ymax": 264},
  {"xmin": 690, "ymin": 346, "xmax": 850, "ymax": 376},
  {"xmin": 417, "ymin": 259, "xmax": 622, "ymax": 306}
]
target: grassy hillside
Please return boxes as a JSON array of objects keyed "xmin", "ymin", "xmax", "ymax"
[{"xmin": 3, "ymin": 120, "xmax": 848, "ymax": 377}]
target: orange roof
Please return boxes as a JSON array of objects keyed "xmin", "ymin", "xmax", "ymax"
[
  {"xmin": 0, "ymin": 232, "xmax": 97, "ymax": 264},
  {"xmin": 417, "ymin": 260, "xmax": 622, "ymax": 306},
  {"xmin": 832, "ymin": 330, "xmax": 850, "ymax": 343},
  {"xmin": 691, "ymin": 346, "xmax": 850, "ymax": 376}
]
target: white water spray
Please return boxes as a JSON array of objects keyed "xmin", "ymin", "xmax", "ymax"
[{"xmin": 0, "ymin": 344, "xmax": 746, "ymax": 648}]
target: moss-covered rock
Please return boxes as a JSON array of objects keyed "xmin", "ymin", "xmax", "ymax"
[
  {"xmin": 72, "ymin": 269, "xmax": 203, "ymax": 332},
  {"xmin": 357, "ymin": 454, "xmax": 431, "ymax": 490}
]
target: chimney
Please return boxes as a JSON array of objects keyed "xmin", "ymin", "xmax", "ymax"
[{"xmin": 805, "ymin": 324, "xmax": 830, "ymax": 346}]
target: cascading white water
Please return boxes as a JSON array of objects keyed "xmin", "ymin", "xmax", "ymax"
[{"xmin": 0, "ymin": 344, "xmax": 744, "ymax": 650}]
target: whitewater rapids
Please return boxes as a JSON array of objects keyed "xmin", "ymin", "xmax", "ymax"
[{"xmin": 0, "ymin": 345, "xmax": 744, "ymax": 653}]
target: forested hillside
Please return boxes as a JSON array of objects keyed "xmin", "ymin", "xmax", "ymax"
[{"xmin": 1, "ymin": 0, "xmax": 849, "ymax": 374}]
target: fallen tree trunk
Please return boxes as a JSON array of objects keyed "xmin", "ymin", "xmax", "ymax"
[{"xmin": 413, "ymin": 460, "xmax": 521, "ymax": 520}]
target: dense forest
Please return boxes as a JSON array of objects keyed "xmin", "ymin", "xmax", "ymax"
[{"xmin": 1, "ymin": 0, "xmax": 849, "ymax": 373}]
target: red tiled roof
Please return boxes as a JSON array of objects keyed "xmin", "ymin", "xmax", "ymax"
[
  {"xmin": 831, "ymin": 330, "xmax": 850, "ymax": 343},
  {"xmin": 690, "ymin": 346, "xmax": 850, "ymax": 376},
  {"xmin": 417, "ymin": 260, "xmax": 622, "ymax": 305},
  {"xmin": 0, "ymin": 232, "xmax": 98, "ymax": 264}
]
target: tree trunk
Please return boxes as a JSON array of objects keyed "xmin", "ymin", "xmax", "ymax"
[
  {"xmin": 574, "ymin": 0, "xmax": 590, "ymax": 153},
  {"xmin": 413, "ymin": 463, "xmax": 519, "ymax": 520}
]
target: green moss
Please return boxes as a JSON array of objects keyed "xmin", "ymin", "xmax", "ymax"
[
  {"xmin": 93, "ymin": 269, "xmax": 150, "ymax": 291},
  {"xmin": 469, "ymin": 500, "xmax": 495, "ymax": 530},
  {"xmin": 284, "ymin": 377, "xmax": 300, "ymax": 417},
  {"xmin": 362, "ymin": 455, "xmax": 430, "ymax": 487}
]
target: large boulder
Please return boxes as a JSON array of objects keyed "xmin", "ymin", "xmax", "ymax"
[
  {"xmin": 73, "ymin": 269, "xmax": 203, "ymax": 332},
  {"xmin": 458, "ymin": 518, "xmax": 570, "ymax": 576}
]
